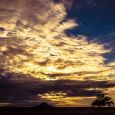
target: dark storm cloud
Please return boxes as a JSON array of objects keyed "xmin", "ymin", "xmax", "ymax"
[
  {"xmin": 0, "ymin": 75, "xmax": 42, "ymax": 106},
  {"xmin": 0, "ymin": 74, "xmax": 115, "ymax": 106},
  {"xmin": 39, "ymin": 80, "xmax": 115, "ymax": 97}
]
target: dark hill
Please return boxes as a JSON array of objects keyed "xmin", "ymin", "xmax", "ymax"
[{"xmin": 34, "ymin": 102, "xmax": 54, "ymax": 108}]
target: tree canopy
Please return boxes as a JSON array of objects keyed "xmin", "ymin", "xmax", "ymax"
[{"xmin": 91, "ymin": 93, "xmax": 114, "ymax": 107}]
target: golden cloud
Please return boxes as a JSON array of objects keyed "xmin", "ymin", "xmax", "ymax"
[
  {"xmin": 39, "ymin": 91, "xmax": 95, "ymax": 107},
  {"xmin": 0, "ymin": 0, "xmax": 115, "ymax": 82}
]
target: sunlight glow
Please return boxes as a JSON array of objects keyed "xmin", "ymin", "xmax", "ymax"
[{"xmin": 0, "ymin": 0, "xmax": 114, "ymax": 82}]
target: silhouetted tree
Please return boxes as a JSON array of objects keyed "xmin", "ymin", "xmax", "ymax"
[{"xmin": 91, "ymin": 93, "xmax": 114, "ymax": 107}]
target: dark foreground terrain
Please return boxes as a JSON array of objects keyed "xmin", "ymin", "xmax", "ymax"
[{"xmin": 0, "ymin": 107, "xmax": 115, "ymax": 115}]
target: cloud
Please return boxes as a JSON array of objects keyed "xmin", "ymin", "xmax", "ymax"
[
  {"xmin": 0, "ymin": 0, "xmax": 115, "ymax": 106},
  {"xmin": 0, "ymin": 0, "xmax": 114, "ymax": 81},
  {"xmin": 0, "ymin": 75, "xmax": 115, "ymax": 106}
]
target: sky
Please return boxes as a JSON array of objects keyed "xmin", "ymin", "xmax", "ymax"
[{"xmin": 0, "ymin": 0, "xmax": 115, "ymax": 107}]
